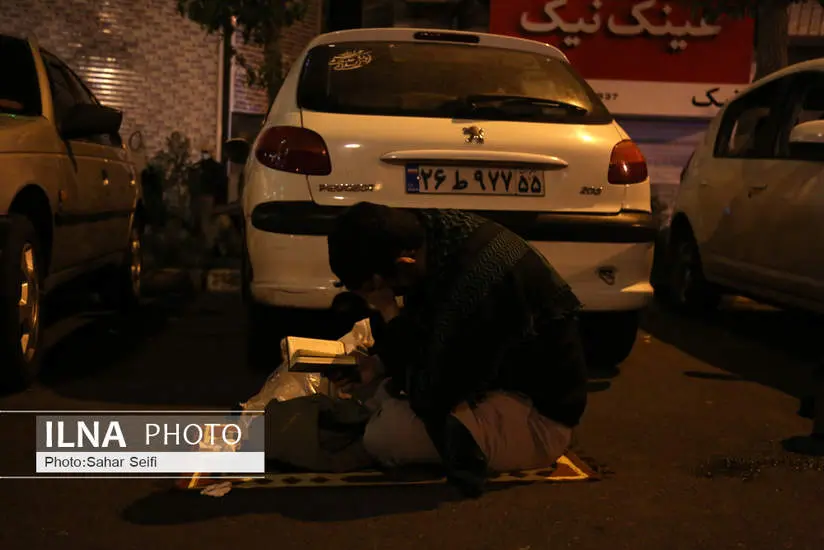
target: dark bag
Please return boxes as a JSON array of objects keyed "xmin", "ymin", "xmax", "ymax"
[{"xmin": 263, "ymin": 394, "xmax": 375, "ymax": 472}]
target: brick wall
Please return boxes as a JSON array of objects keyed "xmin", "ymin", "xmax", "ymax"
[
  {"xmin": 0, "ymin": 0, "xmax": 221, "ymax": 159},
  {"xmin": 230, "ymin": 0, "xmax": 324, "ymax": 116},
  {"xmin": 230, "ymin": 34, "xmax": 268, "ymax": 115},
  {"xmin": 281, "ymin": 0, "xmax": 324, "ymax": 74}
]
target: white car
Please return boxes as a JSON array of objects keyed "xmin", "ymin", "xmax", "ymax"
[
  {"xmin": 226, "ymin": 28, "xmax": 657, "ymax": 369},
  {"xmin": 658, "ymin": 58, "xmax": 824, "ymax": 314}
]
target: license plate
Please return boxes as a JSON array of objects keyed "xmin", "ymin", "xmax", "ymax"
[{"xmin": 405, "ymin": 165, "xmax": 545, "ymax": 196}]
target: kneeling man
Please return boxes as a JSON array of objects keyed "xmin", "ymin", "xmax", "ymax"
[{"xmin": 327, "ymin": 203, "xmax": 588, "ymax": 496}]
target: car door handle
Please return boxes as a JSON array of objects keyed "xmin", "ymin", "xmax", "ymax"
[{"xmin": 102, "ymin": 169, "xmax": 110, "ymax": 186}]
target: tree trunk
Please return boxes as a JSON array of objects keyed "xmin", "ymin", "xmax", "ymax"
[{"xmin": 753, "ymin": 0, "xmax": 790, "ymax": 81}]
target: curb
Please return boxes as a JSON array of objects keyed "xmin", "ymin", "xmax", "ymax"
[
  {"xmin": 205, "ymin": 268, "xmax": 242, "ymax": 293},
  {"xmin": 144, "ymin": 268, "xmax": 241, "ymax": 294}
]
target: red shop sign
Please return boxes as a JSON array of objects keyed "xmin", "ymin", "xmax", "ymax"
[{"xmin": 490, "ymin": 0, "xmax": 755, "ymax": 117}]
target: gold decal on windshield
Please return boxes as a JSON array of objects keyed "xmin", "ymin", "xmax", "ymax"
[{"xmin": 329, "ymin": 50, "xmax": 374, "ymax": 71}]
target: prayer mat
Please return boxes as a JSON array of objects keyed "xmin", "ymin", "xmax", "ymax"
[{"xmin": 176, "ymin": 451, "xmax": 599, "ymax": 492}]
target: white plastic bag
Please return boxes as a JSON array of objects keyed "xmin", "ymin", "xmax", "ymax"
[
  {"xmin": 240, "ymin": 317, "xmax": 375, "ymax": 414},
  {"xmin": 186, "ymin": 319, "xmax": 377, "ymax": 494},
  {"xmin": 338, "ymin": 317, "xmax": 375, "ymax": 354},
  {"xmin": 200, "ymin": 481, "xmax": 234, "ymax": 497}
]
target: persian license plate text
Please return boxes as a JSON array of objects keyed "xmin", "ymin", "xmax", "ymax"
[{"xmin": 406, "ymin": 165, "xmax": 545, "ymax": 196}]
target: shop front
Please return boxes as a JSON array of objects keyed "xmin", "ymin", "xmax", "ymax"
[{"xmin": 489, "ymin": 0, "xmax": 755, "ymax": 221}]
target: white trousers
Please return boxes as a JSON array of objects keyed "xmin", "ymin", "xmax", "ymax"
[{"xmin": 362, "ymin": 381, "xmax": 572, "ymax": 473}]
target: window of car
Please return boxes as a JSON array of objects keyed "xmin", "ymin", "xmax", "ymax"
[
  {"xmin": 61, "ymin": 60, "xmax": 122, "ymax": 148},
  {"xmin": 714, "ymin": 78, "xmax": 788, "ymax": 159},
  {"xmin": 42, "ymin": 50, "xmax": 121, "ymax": 147},
  {"xmin": 0, "ymin": 35, "xmax": 43, "ymax": 117},
  {"xmin": 297, "ymin": 41, "xmax": 612, "ymax": 125},
  {"xmin": 42, "ymin": 54, "xmax": 78, "ymax": 126},
  {"xmin": 775, "ymin": 71, "xmax": 824, "ymax": 161}
]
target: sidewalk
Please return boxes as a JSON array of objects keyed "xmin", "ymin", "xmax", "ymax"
[{"xmin": 143, "ymin": 266, "xmax": 241, "ymax": 294}]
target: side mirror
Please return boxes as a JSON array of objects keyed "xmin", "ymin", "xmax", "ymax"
[
  {"xmin": 789, "ymin": 120, "xmax": 824, "ymax": 145},
  {"xmin": 224, "ymin": 138, "xmax": 251, "ymax": 164},
  {"xmin": 788, "ymin": 120, "xmax": 824, "ymax": 160},
  {"xmin": 60, "ymin": 104, "xmax": 122, "ymax": 141}
]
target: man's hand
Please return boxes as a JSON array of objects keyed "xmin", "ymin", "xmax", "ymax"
[
  {"xmin": 355, "ymin": 275, "xmax": 401, "ymax": 323},
  {"xmin": 329, "ymin": 353, "xmax": 382, "ymax": 396}
]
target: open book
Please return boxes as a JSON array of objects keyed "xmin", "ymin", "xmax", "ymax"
[{"xmin": 284, "ymin": 336, "xmax": 358, "ymax": 373}]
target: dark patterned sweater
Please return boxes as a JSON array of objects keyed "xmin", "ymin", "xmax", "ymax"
[{"xmin": 373, "ymin": 208, "xmax": 588, "ymax": 441}]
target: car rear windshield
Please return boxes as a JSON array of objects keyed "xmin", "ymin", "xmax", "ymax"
[
  {"xmin": 297, "ymin": 41, "xmax": 612, "ymax": 125},
  {"xmin": 0, "ymin": 35, "xmax": 42, "ymax": 117}
]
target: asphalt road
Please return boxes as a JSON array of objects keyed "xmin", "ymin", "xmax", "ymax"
[{"xmin": 1, "ymin": 277, "xmax": 823, "ymax": 550}]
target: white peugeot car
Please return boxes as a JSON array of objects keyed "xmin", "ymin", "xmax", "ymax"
[
  {"xmin": 226, "ymin": 28, "xmax": 657, "ymax": 369},
  {"xmin": 657, "ymin": 58, "xmax": 824, "ymax": 314}
]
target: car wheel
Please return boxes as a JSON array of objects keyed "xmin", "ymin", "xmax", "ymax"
[
  {"xmin": 666, "ymin": 230, "xmax": 721, "ymax": 313},
  {"xmin": 102, "ymin": 220, "xmax": 143, "ymax": 311},
  {"xmin": 580, "ymin": 310, "xmax": 640, "ymax": 370},
  {"xmin": 0, "ymin": 215, "xmax": 44, "ymax": 391}
]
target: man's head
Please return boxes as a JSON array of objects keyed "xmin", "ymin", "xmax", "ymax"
[{"xmin": 328, "ymin": 202, "xmax": 425, "ymax": 296}]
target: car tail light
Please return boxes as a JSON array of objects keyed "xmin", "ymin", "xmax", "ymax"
[
  {"xmin": 608, "ymin": 140, "xmax": 648, "ymax": 184},
  {"xmin": 254, "ymin": 126, "xmax": 332, "ymax": 176}
]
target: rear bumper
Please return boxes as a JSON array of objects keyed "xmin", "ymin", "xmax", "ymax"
[
  {"xmin": 250, "ymin": 201, "xmax": 658, "ymax": 244},
  {"xmin": 246, "ymin": 202, "xmax": 655, "ymax": 311}
]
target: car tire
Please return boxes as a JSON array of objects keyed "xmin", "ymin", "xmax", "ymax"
[
  {"xmin": 0, "ymin": 215, "xmax": 44, "ymax": 391},
  {"xmin": 580, "ymin": 310, "xmax": 640, "ymax": 369},
  {"xmin": 664, "ymin": 229, "xmax": 721, "ymax": 313},
  {"xmin": 102, "ymin": 219, "xmax": 143, "ymax": 312}
]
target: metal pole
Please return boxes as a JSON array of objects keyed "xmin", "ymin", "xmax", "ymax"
[{"xmin": 215, "ymin": 34, "xmax": 225, "ymax": 162}]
